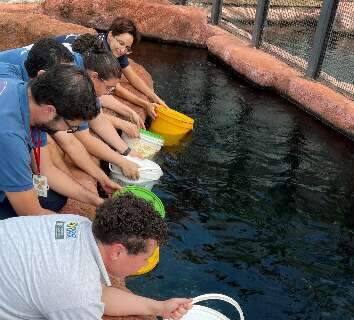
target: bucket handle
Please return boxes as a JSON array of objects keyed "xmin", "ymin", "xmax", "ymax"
[{"xmin": 191, "ymin": 294, "xmax": 245, "ymax": 320}]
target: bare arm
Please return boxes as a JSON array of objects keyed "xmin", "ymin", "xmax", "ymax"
[
  {"xmin": 115, "ymin": 83, "xmax": 158, "ymax": 119},
  {"xmin": 40, "ymin": 145, "xmax": 103, "ymax": 207},
  {"xmin": 99, "ymin": 95, "xmax": 145, "ymax": 129},
  {"xmin": 122, "ymin": 65, "xmax": 165, "ymax": 106},
  {"xmin": 102, "ymin": 286, "xmax": 192, "ymax": 318},
  {"xmin": 88, "ymin": 112, "xmax": 128, "ymax": 154},
  {"xmin": 6, "ymin": 189, "xmax": 52, "ymax": 216},
  {"xmin": 53, "ymin": 131, "xmax": 121, "ymax": 195},
  {"xmin": 103, "ymin": 113, "xmax": 139, "ymax": 138},
  {"xmin": 74, "ymin": 129, "xmax": 139, "ymax": 180}
]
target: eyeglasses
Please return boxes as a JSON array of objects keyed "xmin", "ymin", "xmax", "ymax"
[
  {"xmin": 64, "ymin": 119, "xmax": 80, "ymax": 133},
  {"xmin": 113, "ymin": 37, "xmax": 133, "ymax": 55},
  {"xmin": 99, "ymin": 77, "xmax": 116, "ymax": 95}
]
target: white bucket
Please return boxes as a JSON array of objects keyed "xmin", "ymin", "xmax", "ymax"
[
  {"xmin": 176, "ymin": 294, "xmax": 245, "ymax": 320},
  {"xmin": 109, "ymin": 156, "xmax": 163, "ymax": 191},
  {"xmin": 122, "ymin": 131, "xmax": 164, "ymax": 160}
]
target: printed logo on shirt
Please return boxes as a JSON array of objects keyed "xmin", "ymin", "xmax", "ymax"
[
  {"xmin": 55, "ymin": 221, "xmax": 65, "ymax": 240},
  {"xmin": 0, "ymin": 80, "xmax": 7, "ymax": 96},
  {"xmin": 66, "ymin": 222, "xmax": 79, "ymax": 239}
]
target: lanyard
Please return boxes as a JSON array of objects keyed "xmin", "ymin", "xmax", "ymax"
[{"xmin": 31, "ymin": 128, "xmax": 41, "ymax": 175}]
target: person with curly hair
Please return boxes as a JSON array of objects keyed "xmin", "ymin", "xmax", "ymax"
[
  {"xmin": 55, "ymin": 17, "xmax": 167, "ymax": 121},
  {"xmin": 0, "ymin": 193, "xmax": 192, "ymax": 319}
]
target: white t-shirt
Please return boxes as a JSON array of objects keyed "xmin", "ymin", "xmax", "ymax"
[{"xmin": 0, "ymin": 214, "xmax": 111, "ymax": 320}]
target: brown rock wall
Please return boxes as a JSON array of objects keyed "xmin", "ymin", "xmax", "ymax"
[
  {"xmin": 41, "ymin": 0, "xmax": 227, "ymax": 46},
  {"xmin": 0, "ymin": 12, "xmax": 94, "ymax": 50}
]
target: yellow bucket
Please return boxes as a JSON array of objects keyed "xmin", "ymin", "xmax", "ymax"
[
  {"xmin": 133, "ymin": 246, "xmax": 160, "ymax": 276},
  {"xmin": 150, "ymin": 105, "xmax": 194, "ymax": 146}
]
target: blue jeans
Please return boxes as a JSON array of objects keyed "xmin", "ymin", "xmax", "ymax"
[{"xmin": 0, "ymin": 190, "xmax": 67, "ymax": 220}]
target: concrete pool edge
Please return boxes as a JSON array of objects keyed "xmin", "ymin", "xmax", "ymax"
[{"xmin": 39, "ymin": 0, "xmax": 354, "ymax": 140}]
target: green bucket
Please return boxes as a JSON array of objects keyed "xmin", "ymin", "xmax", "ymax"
[{"xmin": 113, "ymin": 186, "xmax": 165, "ymax": 218}]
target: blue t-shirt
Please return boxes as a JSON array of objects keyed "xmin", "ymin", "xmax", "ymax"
[
  {"xmin": 55, "ymin": 33, "xmax": 130, "ymax": 69},
  {"xmin": 0, "ymin": 78, "xmax": 47, "ymax": 202},
  {"xmin": 0, "ymin": 62, "xmax": 23, "ymax": 79},
  {"xmin": 0, "ymin": 45, "xmax": 32, "ymax": 81},
  {"xmin": 0, "ymin": 44, "xmax": 84, "ymax": 80},
  {"xmin": 0, "ymin": 44, "xmax": 86, "ymax": 128}
]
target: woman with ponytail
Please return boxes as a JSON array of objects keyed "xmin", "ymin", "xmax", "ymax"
[{"xmin": 55, "ymin": 17, "xmax": 166, "ymax": 121}]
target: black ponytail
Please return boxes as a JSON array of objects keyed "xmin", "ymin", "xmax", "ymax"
[{"xmin": 83, "ymin": 44, "xmax": 121, "ymax": 80}]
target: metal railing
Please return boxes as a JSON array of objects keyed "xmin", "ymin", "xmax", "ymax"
[{"xmin": 176, "ymin": 0, "xmax": 354, "ymax": 99}]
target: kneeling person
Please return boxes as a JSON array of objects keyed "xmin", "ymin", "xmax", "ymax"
[{"xmin": 0, "ymin": 193, "xmax": 192, "ymax": 319}]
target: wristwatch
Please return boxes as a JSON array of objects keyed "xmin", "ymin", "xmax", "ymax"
[{"xmin": 121, "ymin": 147, "xmax": 131, "ymax": 156}]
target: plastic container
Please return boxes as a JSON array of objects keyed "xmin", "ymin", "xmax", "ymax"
[
  {"xmin": 176, "ymin": 294, "xmax": 245, "ymax": 320},
  {"xmin": 113, "ymin": 186, "xmax": 165, "ymax": 275},
  {"xmin": 150, "ymin": 105, "xmax": 194, "ymax": 146},
  {"xmin": 122, "ymin": 129, "xmax": 164, "ymax": 160},
  {"xmin": 109, "ymin": 156, "xmax": 163, "ymax": 191},
  {"xmin": 134, "ymin": 246, "xmax": 160, "ymax": 276},
  {"xmin": 114, "ymin": 185, "xmax": 165, "ymax": 218}
]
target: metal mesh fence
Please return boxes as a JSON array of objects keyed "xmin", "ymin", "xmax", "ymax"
[
  {"xmin": 178, "ymin": 0, "xmax": 353, "ymax": 99},
  {"xmin": 220, "ymin": 1, "xmax": 256, "ymax": 40},
  {"xmin": 261, "ymin": 0, "xmax": 321, "ymax": 71},
  {"xmin": 319, "ymin": 0, "xmax": 354, "ymax": 98}
]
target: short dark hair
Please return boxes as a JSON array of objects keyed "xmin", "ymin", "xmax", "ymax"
[
  {"xmin": 92, "ymin": 193, "xmax": 168, "ymax": 254},
  {"xmin": 30, "ymin": 64, "xmax": 99, "ymax": 121},
  {"xmin": 83, "ymin": 45, "xmax": 121, "ymax": 80},
  {"xmin": 72, "ymin": 33, "xmax": 97, "ymax": 55},
  {"xmin": 109, "ymin": 17, "xmax": 141, "ymax": 45},
  {"xmin": 24, "ymin": 38, "xmax": 74, "ymax": 78}
]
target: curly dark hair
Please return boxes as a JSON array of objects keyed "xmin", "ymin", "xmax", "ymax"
[
  {"xmin": 72, "ymin": 33, "xmax": 97, "ymax": 55},
  {"xmin": 30, "ymin": 64, "xmax": 99, "ymax": 121},
  {"xmin": 92, "ymin": 193, "xmax": 168, "ymax": 254},
  {"xmin": 25, "ymin": 37, "xmax": 74, "ymax": 78},
  {"xmin": 83, "ymin": 45, "xmax": 121, "ymax": 80},
  {"xmin": 109, "ymin": 17, "xmax": 141, "ymax": 45}
]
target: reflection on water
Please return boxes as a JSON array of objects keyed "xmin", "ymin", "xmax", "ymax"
[{"xmin": 128, "ymin": 41, "xmax": 354, "ymax": 320}]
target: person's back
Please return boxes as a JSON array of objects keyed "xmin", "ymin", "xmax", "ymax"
[
  {"xmin": 0, "ymin": 40, "xmax": 84, "ymax": 82},
  {"xmin": 0, "ymin": 214, "xmax": 109, "ymax": 319},
  {"xmin": 0, "ymin": 46, "xmax": 31, "ymax": 80}
]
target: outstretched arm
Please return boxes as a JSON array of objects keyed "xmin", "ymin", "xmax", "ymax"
[
  {"xmin": 122, "ymin": 65, "xmax": 166, "ymax": 107},
  {"xmin": 102, "ymin": 285, "xmax": 192, "ymax": 319},
  {"xmin": 99, "ymin": 95, "xmax": 145, "ymax": 129},
  {"xmin": 40, "ymin": 145, "xmax": 103, "ymax": 207}
]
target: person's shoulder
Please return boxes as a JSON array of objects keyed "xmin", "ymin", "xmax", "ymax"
[
  {"xmin": 118, "ymin": 54, "xmax": 129, "ymax": 68},
  {"xmin": 0, "ymin": 62, "xmax": 24, "ymax": 81},
  {"xmin": 55, "ymin": 34, "xmax": 81, "ymax": 44},
  {"xmin": 0, "ymin": 77, "xmax": 26, "ymax": 99}
]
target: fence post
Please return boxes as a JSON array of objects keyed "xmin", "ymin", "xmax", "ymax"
[
  {"xmin": 306, "ymin": 0, "xmax": 339, "ymax": 79},
  {"xmin": 211, "ymin": 0, "xmax": 224, "ymax": 25},
  {"xmin": 252, "ymin": 0, "xmax": 270, "ymax": 48}
]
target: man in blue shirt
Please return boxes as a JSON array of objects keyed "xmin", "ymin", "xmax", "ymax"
[
  {"xmin": 0, "ymin": 42, "xmax": 84, "ymax": 81},
  {"xmin": 0, "ymin": 64, "xmax": 103, "ymax": 218},
  {"xmin": 0, "ymin": 38, "xmax": 141, "ymax": 180}
]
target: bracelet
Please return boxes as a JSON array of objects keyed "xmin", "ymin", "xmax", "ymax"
[{"xmin": 121, "ymin": 147, "xmax": 131, "ymax": 156}]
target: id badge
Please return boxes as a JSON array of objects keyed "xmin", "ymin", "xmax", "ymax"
[{"xmin": 33, "ymin": 174, "xmax": 49, "ymax": 198}]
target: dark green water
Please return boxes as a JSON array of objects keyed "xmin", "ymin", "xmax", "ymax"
[{"xmin": 128, "ymin": 41, "xmax": 354, "ymax": 320}]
